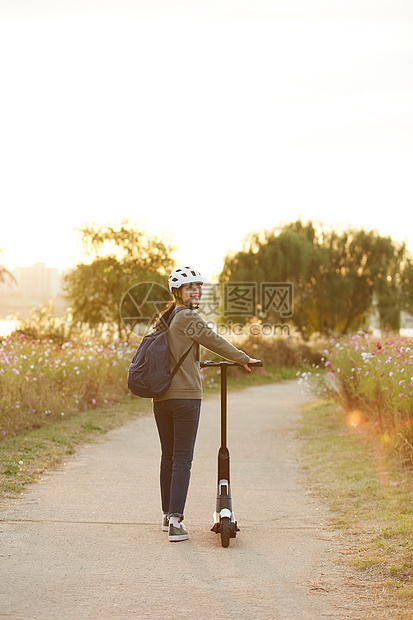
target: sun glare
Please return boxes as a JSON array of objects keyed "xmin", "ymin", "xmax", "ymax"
[{"xmin": 346, "ymin": 410, "xmax": 364, "ymax": 428}]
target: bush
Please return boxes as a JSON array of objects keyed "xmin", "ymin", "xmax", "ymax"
[
  {"xmin": 241, "ymin": 333, "xmax": 323, "ymax": 368},
  {"xmin": 298, "ymin": 332, "xmax": 413, "ymax": 463}
]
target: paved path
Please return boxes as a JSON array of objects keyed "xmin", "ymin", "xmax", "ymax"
[{"xmin": 1, "ymin": 382, "xmax": 366, "ymax": 619}]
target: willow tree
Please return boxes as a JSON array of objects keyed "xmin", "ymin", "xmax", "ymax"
[{"xmin": 220, "ymin": 221, "xmax": 408, "ymax": 336}]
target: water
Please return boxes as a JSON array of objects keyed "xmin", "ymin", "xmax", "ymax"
[{"xmin": 0, "ymin": 319, "xmax": 19, "ymax": 337}]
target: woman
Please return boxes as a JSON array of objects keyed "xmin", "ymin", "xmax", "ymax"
[{"xmin": 152, "ymin": 266, "xmax": 260, "ymax": 542}]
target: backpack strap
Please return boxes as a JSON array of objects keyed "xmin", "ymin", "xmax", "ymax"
[
  {"xmin": 166, "ymin": 306, "xmax": 194, "ymax": 379},
  {"xmin": 170, "ymin": 342, "xmax": 194, "ymax": 379}
]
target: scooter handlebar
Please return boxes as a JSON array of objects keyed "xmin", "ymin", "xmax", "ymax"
[
  {"xmin": 247, "ymin": 360, "xmax": 263, "ymax": 368},
  {"xmin": 200, "ymin": 360, "xmax": 263, "ymax": 368}
]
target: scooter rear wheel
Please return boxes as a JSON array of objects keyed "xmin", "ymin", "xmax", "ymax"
[{"xmin": 220, "ymin": 517, "xmax": 231, "ymax": 548}]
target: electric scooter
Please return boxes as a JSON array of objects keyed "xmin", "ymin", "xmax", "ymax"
[{"xmin": 200, "ymin": 359, "xmax": 263, "ymax": 547}]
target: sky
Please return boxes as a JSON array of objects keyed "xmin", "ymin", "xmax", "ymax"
[{"xmin": 1, "ymin": 0, "xmax": 412, "ymax": 281}]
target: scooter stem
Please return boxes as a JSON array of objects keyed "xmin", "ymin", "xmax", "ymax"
[{"xmin": 220, "ymin": 363, "xmax": 228, "ymax": 450}]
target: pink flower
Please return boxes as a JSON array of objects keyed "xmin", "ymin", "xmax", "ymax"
[
  {"xmin": 12, "ymin": 368, "xmax": 19, "ymax": 375},
  {"xmin": 399, "ymin": 393, "xmax": 404, "ymax": 398},
  {"xmin": 399, "ymin": 380, "xmax": 405, "ymax": 385}
]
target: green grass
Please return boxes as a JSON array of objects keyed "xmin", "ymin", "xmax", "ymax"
[{"xmin": 299, "ymin": 399, "xmax": 413, "ymax": 618}]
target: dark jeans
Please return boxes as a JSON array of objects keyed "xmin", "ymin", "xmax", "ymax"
[{"xmin": 153, "ymin": 399, "xmax": 201, "ymax": 519}]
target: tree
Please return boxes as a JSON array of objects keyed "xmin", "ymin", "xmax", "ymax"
[
  {"xmin": 63, "ymin": 221, "xmax": 175, "ymax": 337},
  {"xmin": 316, "ymin": 229, "xmax": 406, "ymax": 334},
  {"xmin": 220, "ymin": 221, "xmax": 324, "ymax": 333},
  {"xmin": 219, "ymin": 221, "xmax": 408, "ymax": 337}
]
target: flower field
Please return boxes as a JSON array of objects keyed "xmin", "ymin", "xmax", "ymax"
[
  {"xmin": 299, "ymin": 332, "xmax": 413, "ymax": 460},
  {"xmin": 0, "ymin": 322, "xmax": 312, "ymax": 441},
  {"xmin": 0, "ymin": 334, "xmax": 137, "ymax": 438}
]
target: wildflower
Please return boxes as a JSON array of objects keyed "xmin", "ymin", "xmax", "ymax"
[
  {"xmin": 399, "ymin": 380, "xmax": 405, "ymax": 385},
  {"xmin": 12, "ymin": 368, "xmax": 19, "ymax": 375},
  {"xmin": 399, "ymin": 393, "xmax": 404, "ymax": 398}
]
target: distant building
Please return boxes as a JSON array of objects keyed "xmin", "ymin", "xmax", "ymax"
[
  {"xmin": 400, "ymin": 311, "xmax": 413, "ymax": 337},
  {"xmin": 15, "ymin": 263, "xmax": 60, "ymax": 301},
  {"xmin": 0, "ymin": 263, "xmax": 66, "ymax": 317},
  {"xmin": 365, "ymin": 293, "xmax": 413, "ymax": 338}
]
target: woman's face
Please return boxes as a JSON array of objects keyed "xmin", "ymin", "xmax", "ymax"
[{"xmin": 179, "ymin": 282, "xmax": 203, "ymax": 308}]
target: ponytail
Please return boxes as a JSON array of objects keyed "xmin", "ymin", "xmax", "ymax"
[{"xmin": 153, "ymin": 300, "xmax": 177, "ymax": 332}]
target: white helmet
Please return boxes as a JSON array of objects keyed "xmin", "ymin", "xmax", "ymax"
[{"xmin": 168, "ymin": 266, "xmax": 205, "ymax": 292}]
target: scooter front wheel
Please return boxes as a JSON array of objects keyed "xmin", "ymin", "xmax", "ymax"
[{"xmin": 220, "ymin": 517, "xmax": 231, "ymax": 548}]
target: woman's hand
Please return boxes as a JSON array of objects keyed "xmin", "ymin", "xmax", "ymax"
[{"xmin": 242, "ymin": 358, "xmax": 261, "ymax": 373}]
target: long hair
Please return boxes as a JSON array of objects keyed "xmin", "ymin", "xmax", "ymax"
[{"xmin": 153, "ymin": 300, "xmax": 177, "ymax": 332}]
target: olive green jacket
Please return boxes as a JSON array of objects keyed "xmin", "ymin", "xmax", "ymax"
[{"xmin": 153, "ymin": 308, "xmax": 249, "ymax": 401}]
